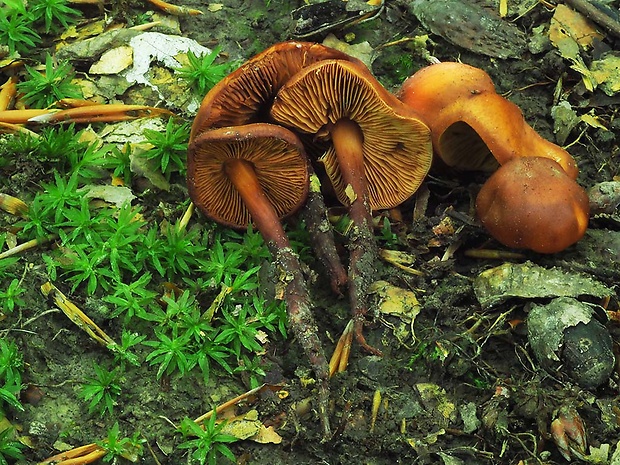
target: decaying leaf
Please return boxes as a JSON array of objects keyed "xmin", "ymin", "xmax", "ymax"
[
  {"xmin": 590, "ymin": 53, "xmax": 620, "ymax": 96},
  {"xmin": 220, "ymin": 409, "xmax": 282, "ymax": 444},
  {"xmin": 369, "ymin": 280, "xmax": 420, "ymax": 322},
  {"xmin": 220, "ymin": 410, "xmax": 261, "ymax": 440},
  {"xmin": 409, "ymin": 0, "xmax": 526, "ymax": 59},
  {"xmin": 369, "ymin": 280, "xmax": 420, "ymax": 342},
  {"xmin": 416, "ymin": 383, "xmax": 457, "ymax": 425},
  {"xmin": 548, "ymin": 4, "xmax": 603, "ymax": 54},
  {"xmin": 407, "ymin": 429, "xmax": 446, "ymax": 450},
  {"xmin": 551, "ymin": 100, "xmax": 580, "ymax": 145},
  {"xmin": 82, "ymin": 185, "xmax": 136, "ymax": 207},
  {"xmin": 130, "ymin": 143, "xmax": 171, "ymax": 191},
  {"xmin": 580, "ymin": 111, "xmax": 608, "ymax": 130},
  {"xmin": 250, "ymin": 425, "xmax": 283, "ymax": 444},
  {"xmin": 89, "ymin": 46, "xmax": 134, "ymax": 75},
  {"xmin": 548, "ymin": 4, "xmax": 604, "ymax": 91},
  {"xmin": 344, "ymin": 183, "xmax": 357, "ymax": 203},
  {"xmin": 473, "ymin": 261, "xmax": 611, "ymax": 309},
  {"xmin": 322, "ymin": 33, "xmax": 375, "ymax": 68}
]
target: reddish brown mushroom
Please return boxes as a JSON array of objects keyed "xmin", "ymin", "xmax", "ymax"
[
  {"xmin": 271, "ymin": 59, "xmax": 432, "ymax": 355},
  {"xmin": 187, "ymin": 123, "xmax": 332, "ymax": 437},
  {"xmin": 476, "ymin": 156, "xmax": 589, "ymax": 253},
  {"xmin": 397, "ymin": 61, "xmax": 579, "ymax": 179}
]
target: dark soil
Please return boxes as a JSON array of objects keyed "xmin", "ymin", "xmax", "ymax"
[{"xmin": 2, "ymin": 1, "xmax": 620, "ymax": 464}]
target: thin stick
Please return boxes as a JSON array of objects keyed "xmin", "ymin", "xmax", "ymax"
[
  {"xmin": 193, "ymin": 383, "xmax": 275, "ymax": 424},
  {"xmin": 38, "ymin": 443, "xmax": 105, "ymax": 464},
  {"xmin": 145, "ymin": 0, "xmax": 202, "ymax": 16},
  {"xmin": 40, "ymin": 282, "xmax": 118, "ymax": 348},
  {"xmin": 0, "ymin": 121, "xmax": 40, "ymax": 136},
  {"xmin": 28, "ymin": 104, "xmax": 174, "ymax": 124},
  {"xmin": 0, "ymin": 234, "xmax": 57, "ymax": 259},
  {"xmin": 176, "ymin": 202, "xmax": 194, "ymax": 233},
  {"xmin": 0, "ymin": 109, "xmax": 50, "ymax": 124}
]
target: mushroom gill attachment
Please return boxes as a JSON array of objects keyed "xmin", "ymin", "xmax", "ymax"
[
  {"xmin": 188, "ymin": 123, "xmax": 308, "ymax": 234},
  {"xmin": 475, "ymin": 157, "xmax": 589, "ymax": 254},
  {"xmin": 271, "ymin": 59, "xmax": 432, "ymax": 355},
  {"xmin": 187, "ymin": 123, "xmax": 332, "ymax": 438},
  {"xmin": 273, "ymin": 59, "xmax": 432, "ymax": 212},
  {"xmin": 397, "ymin": 61, "xmax": 579, "ymax": 179}
]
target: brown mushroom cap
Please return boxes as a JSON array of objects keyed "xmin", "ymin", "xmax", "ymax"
[
  {"xmin": 270, "ymin": 59, "xmax": 432, "ymax": 210},
  {"xmin": 475, "ymin": 156, "xmax": 589, "ymax": 253},
  {"xmin": 187, "ymin": 123, "xmax": 309, "ymax": 229},
  {"xmin": 190, "ymin": 41, "xmax": 364, "ymax": 140},
  {"xmin": 398, "ymin": 62, "xmax": 579, "ymax": 179}
]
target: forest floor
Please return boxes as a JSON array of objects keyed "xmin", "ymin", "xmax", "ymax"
[{"xmin": 1, "ymin": 0, "xmax": 620, "ymax": 464}]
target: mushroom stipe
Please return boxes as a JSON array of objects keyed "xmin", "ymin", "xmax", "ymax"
[{"xmin": 187, "ymin": 123, "xmax": 332, "ymax": 438}]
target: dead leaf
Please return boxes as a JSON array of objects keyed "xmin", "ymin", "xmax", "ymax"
[
  {"xmin": 82, "ymin": 185, "xmax": 136, "ymax": 207},
  {"xmin": 590, "ymin": 53, "xmax": 620, "ymax": 96},
  {"xmin": 207, "ymin": 3, "xmax": 223, "ymax": 12},
  {"xmin": 369, "ymin": 280, "xmax": 421, "ymax": 321},
  {"xmin": 549, "ymin": 4, "xmax": 604, "ymax": 54},
  {"xmin": 89, "ymin": 46, "xmax": 134, "ymax": 74},
  {"xmin": 250, "ymin": 425, "xmax": 282, "ymax": 444},
  {"xmin": 344, "ymin": 184, "xmax": 357, "ymax": 203},
  {"xmin": 580, "ymin": 112, "xmax": 608, "ymax": 130},
  {"xmin": 219, "ymin": 409, "xmax": 282, "ymax": 444},
  {"xmin": 551, "ymin": 100, "xmax": 580, "ymax": 145},
  {"xmin": 548, "ymin": 4, "xmax": 603, "ymax": 91},
  {"xmin": 322, "ymin": 33, "xmax": 375, "ymax": 68}
]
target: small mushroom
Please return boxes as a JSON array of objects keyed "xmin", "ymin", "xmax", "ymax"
[
  {"xmin": 187, "ymin": 123, "xmax": 332, "ymax": 437},
  {"xmin": 188, "ymin": 123, "xmax": 308, "ymax": 234},
  {"xmin": 397, "ymin": 61, "xmax": 579, "ymax": 178},
  {"xmin": 475, "ymin": 157, "xmax": 589, "ymax": 253},
  {"xmin": 271, "ymin": 59, "xmax": 432, "ymax": 354}
]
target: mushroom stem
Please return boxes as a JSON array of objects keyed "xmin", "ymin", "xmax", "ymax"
[
  {"xmin": 224, "ymin": 158, "xmax": 290, "ymax": 249},
  {"xmin": 223, "ymin": 157, "xmax": 332, "ymax": 439},
  {"xmin": 331, "ymin": 119, "xmax": 382, "ymax": 356},
  {"xmin": 274, "ymin": 246, "xmax": 331, "ymax": 440}
]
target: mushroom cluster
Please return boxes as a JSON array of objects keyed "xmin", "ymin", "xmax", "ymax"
[
  {"xmin": 397, "ymin": 61, "xmax": 589, "ymax": 253},
  {"xmin": 271, "ymin": 59, "xmax": 432, "ymax": 355},
  {"xmin": 187, "ymin": 41, "xmax": 432, "ymax": 438}
]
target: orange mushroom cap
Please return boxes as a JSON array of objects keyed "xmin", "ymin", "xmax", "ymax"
[
  {"xmin": 190, "ymin": 41, "xmax": 364, "ymax": 140},
  {"xmin": 475, "ymin": 156, "xmax": 589, "ymax": 253},
  {"xmin": 187, "ymin": 123, "xmax": 309, "ymax": 230},
  {"xmin": 397, "ymin": 61, "xmax": 579, "ymax": 179},
  {"xmin": 271, "ymin": 59, "xmax": 433, "ymax": 210}
]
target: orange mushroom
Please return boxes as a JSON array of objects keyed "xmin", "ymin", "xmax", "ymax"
[
  {"xmin": 397, "ymin": 61, "xmax": 579, "ymax": 178},
  {"xmin": 475, "ymin": 156, "xmax": 589, "ymax": 253},
  {"xmin": 187, "ymin": 123, "xmax": 332, "ymax": 437},
  {"xmin": 271, "ymin": 59, "xmax": 432, "ymax": 355}
]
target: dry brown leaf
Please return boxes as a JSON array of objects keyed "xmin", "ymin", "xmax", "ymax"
[{"xmin": 548, "ymin": 4, "xmax": 604, "ymax": 55}]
